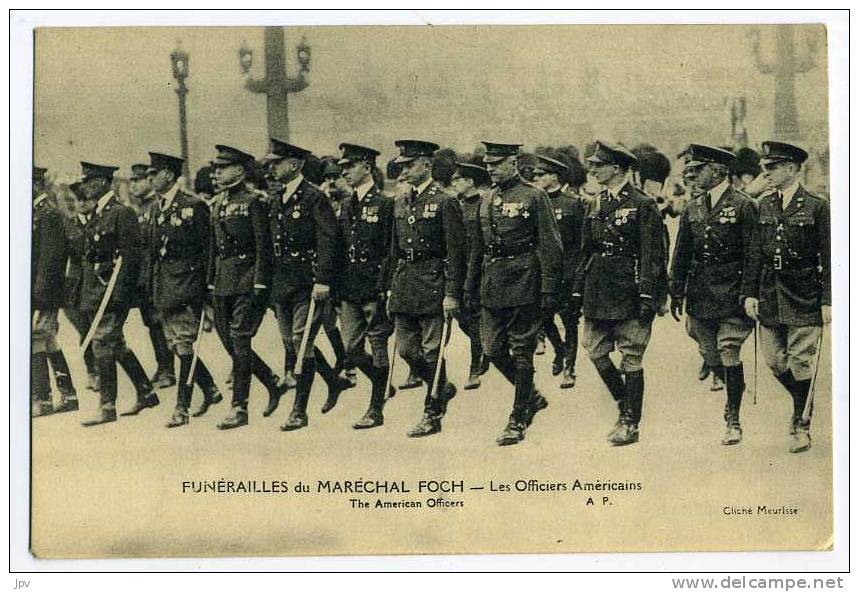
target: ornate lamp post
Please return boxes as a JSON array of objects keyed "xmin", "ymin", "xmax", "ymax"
[
  {"xmin": 170, "ymin": 44, "xmax": 191, "ymax": 180},
  {"xmin": 238, "ymin": 28, "xmax": 310, "ymax": 141}
]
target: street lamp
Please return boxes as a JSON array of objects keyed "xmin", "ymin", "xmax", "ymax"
[{"xmin": 170, "ymin": 43, "xmax": 191, "ymax": 181}]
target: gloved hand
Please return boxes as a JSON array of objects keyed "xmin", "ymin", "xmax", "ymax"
[
  {"xmin": 442, "ymin": 295, "xmax": 460, "ymax": 319},
  {"xmin": 639, "ymin": 295, "xmax": 657, "ymax": 323},
  {"xmin": 743, "ymin": 297, "xmax": 759, "ymax": 321},
  {"xmin": 669, "ymin": 296, "xmax": 684, "ymax": 322},
  {"xmin": 311, "ymin": 283, "xmax": 330, "ymax": 302}
]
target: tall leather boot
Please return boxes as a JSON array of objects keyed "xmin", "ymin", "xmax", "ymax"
[
  {"xmin": 399, "ymin": 361, "xmax": 424, "ymax": 390},
  {"xmin": 560, "ymin": 311, "xmax": 578, "ymax": 389},
  {"xmin": 610, "ymin": 369, "xmax": 642, "ymax": 446},
  {"xmin": 317, "ymin": 348, "xmax": 352, "ymax": 414},
  {"xmin": 191, "ymin": 359, "xmax": 223, "ymax": 417},
  {"xmin": 118, "ymin": 349, "xmax": 159, "ymax": 415},
  {"xmin": 150, "ymin": 324, "xmax": 176, "ymax": 388},
  {"xmin": 282, "ymin": 358, "xmax": 315, "ymax": 431},
  {"xmin": 490, "ymin": 350, "xmax": 518, "ymax": 386},
  {"xmin": 219, "ymin": 351, "xmax": 251, "ymax": 430},
  {"xmin": 326, "ymin": 325, "xmax": 347, "ymax": 373},
  {"xmin": 407, "ymin": 359, "xmax": 444, "ymax": 438},
  {"xmin": 31, "ymin": 352, "xmax": 53, "ymax": 417},
  {"xmin": 789, "ymin": 378, "xmax": 812, "ymax": 453},
  {"xmin": 254, "ymin": 351, "xmax": 287, "ymax": 417},
  {"xmin": 595, "ymin": 358, "xmax": 626, "ymax": 435},
  {"xmin": 543, "ymin": 319, "xmax": 566, "ymax": 376},
  {"xmin": 496, "ymin": 368, "xmax": 536, "ymax": 446},
  {"xmin": 281, "ymin": 347, "xmax": 297, "ymax": 390},
  {"xmin": 722, "ymin": 364, "xmax": 745, "ymax": 445},
  {"xmin": 82, "ymin": 356, "xmax": 117, "ymax": 426},
  {"xmin": 465, "ymin": 327, "xmax": 484, "ymax": 390},
  {"xmin": 775, "ymin": 370, "xmax": 796, "ymax": 395},
  {"xmin": 167, "ymin": 355, "xmax": 193, "ymax": 428},
  {"xmin": 83, "ymin": 345, "xmax": 99, "ymax": 391},
  {"xmin": 48, "ymin": 350, "xmax": 78, "ymax": 413},
  {"xmin": 353, "ymin": 364, "xmax": 387, "ymax": 429}
]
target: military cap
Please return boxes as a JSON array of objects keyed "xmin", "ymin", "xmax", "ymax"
[
  {"xmin": 33, "ymin": 166, "xmax": 48, "ymax": 185},
  {"xmin": 760, "ymin": 141, "xmax": 808, "ymax": 165},
  {"xmin": 79, "ymin": 161, "xmax": 119, "ymax": 181},
  {"xmin": 730, "ymin": 147, "xmax": 760, "ymax": 178},
  {"xmin": 211, "ymin": 145, "xmax": 255, "ymax": 167},
  {"xmin": 394, "ymin": 139, "xmax": 440, "ymax": 164},
  {"xmin": 586, "ymin": 141, "xmax": 637, "ymax": 168},
  {"xmin": 533, "ymin": 154, "xmax": 570, "ymax": 176},
  {"xmin": 129, "ymin": 163, "xmax": 149, "ymax": 180},
  {"xmin": 635, "ymin": 150, "xmax": 671, "ymax": 184},
  {"xmin": 337, "ymin": 143, "xmax": 380, "ymax": 165},
  {"xmin": 684, "ymin": 144, "xmax": 736, "ymax": 167},
  {"xmin": 481, "ymin": 141, "xmax": 523, "ymax": 163},
  {"xmin": 147, "ymin": 152, "xmax": 184, "ymax": 176},
  {"xmin": 453, "ymin": 161, "xmax": 491, "ymax": 186},
  {"xmin": 262, "ymin": 138, "xmax": 312, "ymax": 163}
]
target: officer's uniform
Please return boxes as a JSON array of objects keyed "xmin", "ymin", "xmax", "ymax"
[
  {"xmin": 75, "ymin": 162, "xmax": 157, "ymax": 426},
  {"xmin": 262, "ymin": 139, "xmax": 341, "ymax": 431},
  {"xmin": 335, "ymin": 143, "xmax": 395, "ymax": 429},
  {"xmin": 144, "ymin": 153, "xmax": 222, "ymax": 426},
  {"xmin": 669, "ymin": 144, "xmax": 758, "ymax": 445},
  {"xmin": 535, "ymin": 155, "xmax": 586, "ymax": 388},
  {"xmin": 465, "ymin": 142, "xmax": 563, "ymax": 446},
  {"xmin": 31, "ymin": 169, "xmax": 76, "ymax": 416},
  {"xmin": 388, "ymin": 140, "xmax": 468, "ymax": 437},
  {"xmin": 130, "ymin": 163, "xmax": 175, "ymax": 388},
  {"xmin": 207, "ymin": 145, "xmax": 282, "ymax": 429},
  {"xmin": 750, "ymin": 141, "xmax": 830, "ymax": 453},
  {"xmin": 573, "ymin": 142, "xmax": 664, "ymax": 446}
]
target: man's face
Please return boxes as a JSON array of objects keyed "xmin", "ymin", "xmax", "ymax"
[
  {"xmin": 682, "ymin": 163, "xmax": 704, "ymax": 195},
  {"xmin": 268, "ymin": 157, "xmax": 302, "ymax": 182},
  {"xmin": 691, "ymin": 162, "xmax": 724, "ymax": 191},
  {"xmin": 341, "ymin": 160, "xmax": 370, "ymax": 187},
  {"xmin": 398, "ymin": 157, "xmax": 431, "ymax": 186},
  {"xmin": 485, "ymin": 156, "xmax": 518, "ymax": 185},
  {"xmin": 77, "ymin": 196, "xmax": 97, "ymax": 214},
  {"xmin": 211, "ymin": 162, "xmax": 244, "ymax": 187},
  {"xmin": 80, "ymin": 177, "xmax": 109, "ymax": 201},
  {"xmin": 761, "ymin": 160, "xmax": 795, "ymax": 189},
  {"xmin": 149, "ymin": 169, "xmax": 175, "ymax": 194},
  {"xmin": 450, "ymin": 174, "xmax": 474, "ymax": 197},
  {"xmin": 532, "ymin": 170, "xmax": 559, "ymax": 191},
  {"xmin": 588, "ymin": 160, "xmax": 618, "ymax": 185},
  {"xmin": 129, "ymin": 177, "xmax": 150, "ymax": 198}
]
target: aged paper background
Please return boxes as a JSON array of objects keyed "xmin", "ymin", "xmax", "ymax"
[{"xmin": 31, "ymin": 24, "xmax": 832, "ymax": 558}]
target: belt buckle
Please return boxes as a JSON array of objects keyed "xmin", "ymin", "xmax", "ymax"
[
  {"xmin": 274, "ymin": 244, "xmax": 282, "ymax": 257},
  {"xmin": 773, "ymin": 254, "xmax": 783, "ymax": 270}
]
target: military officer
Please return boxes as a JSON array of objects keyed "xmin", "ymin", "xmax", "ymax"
[
  {"xmin": 464, "ymin": 142, "xmax": 563, "ymax": 446},
  {"xmin": 207, "ymin": 145, "xmax": 285, "ymax": 430},
  {"xmin": 531, "ymin": 154, "xmax": 586, "ymax": 389},
  {"xmin": 744, "ymin": 141, "xmax": 830, "ymax": 453},
  {"xmin": 144, "ymin": 152, "xmax": 223, "ymax": 427},
  {"xmin": 333, "ymin": 143, "xmax": 396, "ymax": 428},
  {"xmin": 128, "ymin": 163, "xmax": 177, "ymax": 389},
  {"xmin": 449, "ymin": 161, "xmax": 492, "ymax": 390},
  {"xmin": 388, "ymin": 139, "xmax": 467, "ymax": 438},
  {"xmin": 32, "ymin": 167, "xmax": 78, "ymax": 416},
  {"xmin": 669, "ymin": 144, "xmax": 759, "ymax": 445},
  {"xmin": 571, "ymin": 142, "xmax": 664, "ymax": 446},
  {"xmin": 261, "ymin": 138, "xmax": 346, "ymax": 431},
  {"xmin": 73, "ymin": 162, "xmax": 158, "ymax": 426}
]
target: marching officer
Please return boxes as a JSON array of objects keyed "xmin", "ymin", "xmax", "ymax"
[
  {"xmin": 74, "ymin": 162, "xmax": 158, "ymax": 426},
  {"xmin": 571, "ymin": 142, "xmax": 664, "ymax": 446},
  {"xmin": 388, "ymin": 139, "xmax": 467, "ymax": 438},
  {"xmin": 465, "ymin": 142, "xmax": 563, "ymax": 446},
  {"xmin": 144, "ymin": 152, "xmax": 223, "ymax": 427},
  {"xmin": 335, "ymin": 143, "xmax": 396, "ymax": 428},
  {"xmin": 531, "ymin": 154, "xmax": 586, "ymax": 389},
  {"xmin": 32, "ymin": 167, "xmax": 78, "ymax": 416},
  {"xmin": 128, "ymin": 163, "xmax": 176, "ymax": 389},
  {"xmin": 669, "ymin": 145, "xmax": 759, "ymax": 445},
  {"xmin": 207, "ymin": 145, "xmax": 285, "ymax": 430},
  {"xmin": 744, "ymin": 141, "xmax": 830, "ymax": 453},
  {"xmin": 262, "ymin": 138, "xmax": 345, "ymax": 431},
  {"xmin": 449, "ymin": 161, "xmax": 491, "ymax": 390}
]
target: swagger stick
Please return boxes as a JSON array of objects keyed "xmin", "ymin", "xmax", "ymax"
[
  {"xmin": 753, "ymin": 323, "xmax": 758, "ymax": 405},
  {"xmin": 384, "ymin": 331, "xmax": 399, "ymax": 401},
  {"xmin": 429, "ymin": 317, "xmax": 451, "ymax": 400},
  {"xmin": 802, "ymin": 330, "xmax": 826, "ymax": 422},
  {"xmin": 80, "ymin": 255, "xmax": 123, "ymax": 353},
  {"xmin": 186, "ymin": 307, "xmax": 208, "ymax": 386},
  {"xmin": 293, "ymin": 297, "xmax": 317, "ymax": 376}
]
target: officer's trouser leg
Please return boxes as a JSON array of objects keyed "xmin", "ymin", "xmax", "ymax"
[
  {"xmin": 47, "ymin": 350, "xmax": 75, "ymax": 398},
  {"xmin": 231, "ymin": 336, "xmax": 253, "ymax": 411},
  {"xmin": 176, "ymin": 355, "xmax": 194, "ymax": 411},
  {"xmin": 117, "ymin": 348, "xmax": 154, "ymax": 400},
  {"xmin": 542, "ymin": 315, "xmax": 564, "ymax": 355},
  {"xmin": 97, "ymin": 354, "xmax": 118, "ymax": 411},
  {"xmin": 150, "ymin": 325, "xmax": 174, "ymax": 379},
  {"xmin": 560, "ymin": 309, "xmax": 579, "ymax": 372}
]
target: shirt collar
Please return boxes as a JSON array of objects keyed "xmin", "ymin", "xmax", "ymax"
[
  {"xmin": 355, "ymin": 177, "xmax": 375, "ymax": 201},
  {"xmin": 415, "ymin": 177, "xmax": 433, "ymax": 197},
  {"xmin": 33, "ymin": 193, "xmax": 48, "ymax": 208},
  {"xmin": 781, "ymin": 180, "xmax": 800, "ymax": 203},
  {"xmin": 159, "ymin": 181, "xmax": 181, "ymax": 210},
  {"xmin": 283, "ymin": 174, "xmax": 304, "ymax": 201},
  {"xmin": 95, "ymin": 190, "xmax": 115, "ymax": 215},
  {"xmin": 606, "ymin": 180, "xmax": 626, "ymax": 199},
  {"xmin": 709, "ymin": 178, "xmax": 730, "ymax": 205}
]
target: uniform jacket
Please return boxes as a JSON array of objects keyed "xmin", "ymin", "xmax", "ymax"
[
  {"xmin": 207, "ymin": 182, "xmax": 273, "ymax": 297},
  {"xmin": 32, "ymin": 196, "xmax": 68, "ymax": 310},
  {"xmin": 62, "ymin": 214, "xmax": 86, "ymax": 310},
  {"xmin": 547, "ymin": 187, "xmax": 586, "ymax": 284},
  {"xmin": 573, "ymin": 182, "xmax": 664, "ymax": 320},
  {"xmin": 337, "ymin": 184, "xmax": 394, "ymax": 304},
  {"xmin": 79, "ymin": 193, "xmax": 140, "ymax": 313},
  {"xmin": 669, "ymin": 186, "xmax": 758, "ymax": 319},
  {"xmin": 146, "ymin": 186, "xmax": 210, "ymax": 311},
  {"xmin": 133, "ymin": 193, "xmax": 158, "ymax": 303},
  {"xmin": 267, "ymin": 178, "xmax": 339, "ymax": 303},
  {"xmin": 389, "ymin": 180, "xmax": 467, "ymax": 316},
  {"xmin": 752, "ymin": 185, "xmax": 830, "ymax": 327},
  {"xmin": 465, "ymin": 178, "xmax": 563, "ymax": 309}
]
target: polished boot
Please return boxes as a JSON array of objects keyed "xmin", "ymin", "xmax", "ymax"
[
  {"xmin": 31, "ymin": 352, "xmax": 53, "ymax": 417},
  {"xmin": 698, "ymin": 360, "xmax": 711, "ymax": 381},
  {"xmin": 595, "ymin": 360, "xmax": 627, "ymax": 436},
  {"xmin": 407, "ymin": 362, "xmax": 444, "ymax": 437},
  {"xmin": 610, "ymin": 369, "xmax": 642, "ymax": 446},
  {"xmin": 353, "ymin": 365, "xmax": 387, "ymax": 430},
  {"xmin": 118, "ymin": 349, "xmax": 159, "ymax": 415},
  {"xmin": 317, "ymin": 349, "xmax": 352, "ymax": 414},
  {"xmin": 497, "ymin": 369, "xmax": 534, "ymax": 446},
  {"xmin": 48, "ymin": 351, "xmax": 78, "ymax": 413},
  {"xmin": 219, "ymin": 350, "xmax": 252, "ymax": 429},
  {"xmin": 166, "ymin": 356, "xmax": 193, "ymax": 428},
  {"xmin": 191, "ymin": 360, "xmax": 223, "ymax": 417},
  {"xmin": 254, "ymin": 352, "xmax": 287, "ymax": 417},
  {"xmin": 560, "ymin": 361, "xmax": 576, "ymax": 389},
  {"xmin": 788, "ymin": 378, "xmax": 812, "ymax": 453},
  {"xmin": 399, "ymin": 364, "xmax": 424, "ymax": 390},
  {"xmin": 721, "ymin": 364, "xmax": 744, "ymax": 446},
  {"xmin": 217, "ymin": 406, "xmax": 248, "ymax": 430},
  {"xmin": 281, "ymin": 358, "xmax": 314, "ymax": 431},
  {"xmin": 149, "ymin": 325, "xmax": 176, "ymax": 388},
  {"xmin": 82, "ymin": 357, "xmax": 118, "ymax": 426},
  {"xmin": 327, "ymin": 325, "xmax": 347, "ymax": 373},
  {"xmin": 464, "ymin": 337, "xmax": 483, "ymax": 390}
]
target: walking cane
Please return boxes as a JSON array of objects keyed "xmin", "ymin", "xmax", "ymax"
[
  {"xmin": 80, "ymin": 256, "xmax": 123, "ymax": 353},
  {"xmin": 753, "ymin": 323, "xmax": 758, "ymax": 405},
  {"xmin": 186, "ymin": 307, "xmax": 208, "ymax": 386},
  {"xmin": 294, "ymin": 297, "xmax": 317, "ymax": 376},
  {"xmin": 802, "ymin": 330, "xmax": 826, "ymax": 422},
  {"xmin": 429, "ymin": 317, "xmax": 451, "ymax": 400},
  {"xmin": 384, "ymin": 331, "xmax": 399, "ymax": 401}
]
